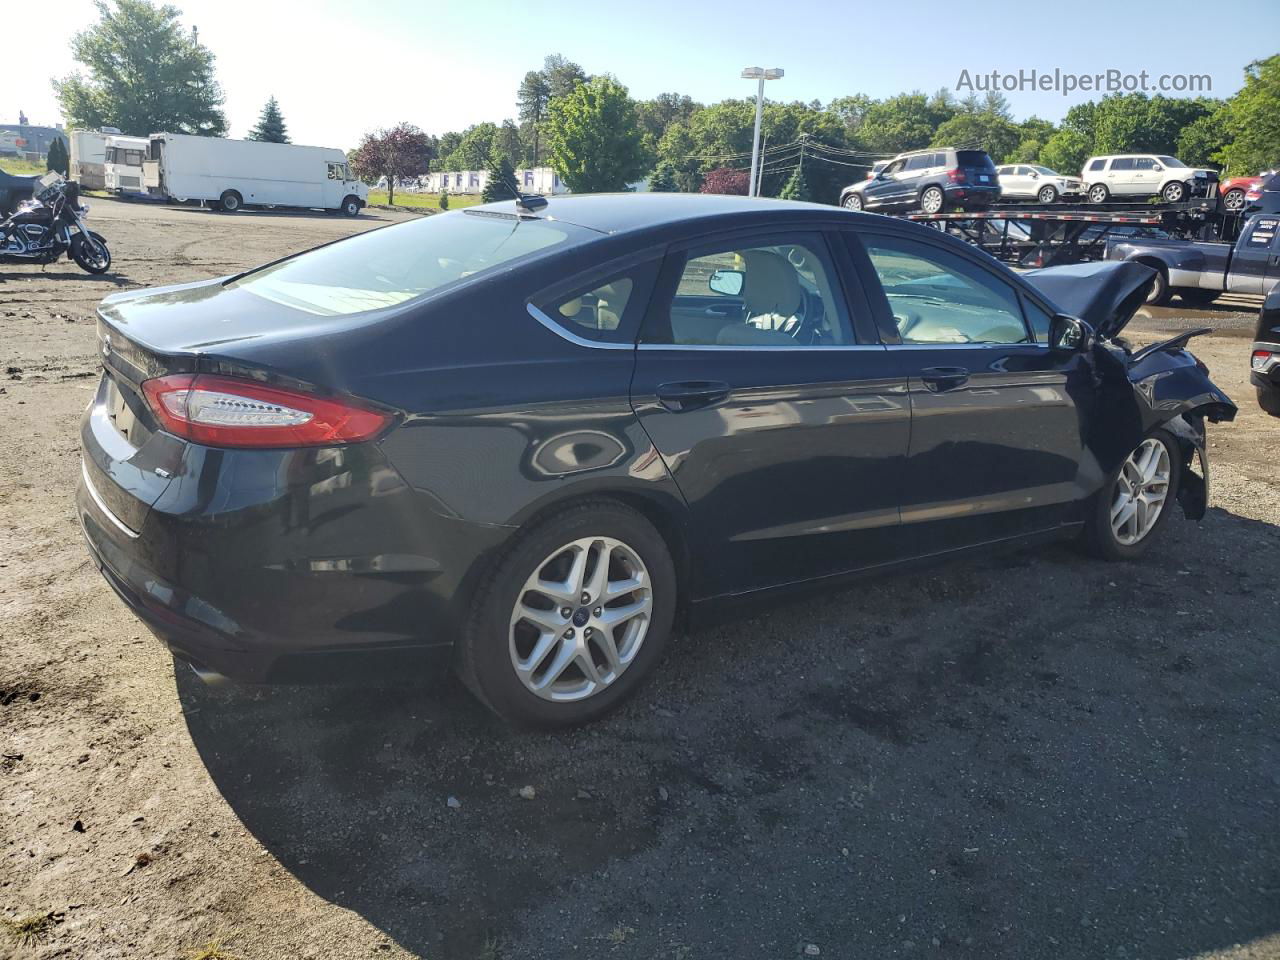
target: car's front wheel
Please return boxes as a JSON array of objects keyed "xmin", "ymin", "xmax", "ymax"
[
  {"xmin": 919, "ymin": 185, "xmax": 945, "ymax": 214},
  {"xmin": 1223, "ymin": 188, "xmax": 1246, "ymax": 212},
  {"xmin": 843, "ymin": 193, "xmax": 863, "ymax": 211},
  {"xmin": 458, "ymin": 501, "xmax": 677, "ymax": 727},
  {"xmin": 1084, "ymin": 431, "xmax": 1181, "ymax": 560}
]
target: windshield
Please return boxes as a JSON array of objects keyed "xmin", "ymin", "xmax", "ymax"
[
  {"xmin": 1157, "ymin": 156, "xmax": 1186, "ymax": 168},
  {"xmin": 231, "ymin": 210, "xmax": 581, "ymax": 316}
]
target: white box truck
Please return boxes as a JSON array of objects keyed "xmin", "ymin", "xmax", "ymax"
[{"xmin": 142, "ymin": 134, "xmax": 368, "ymax": 216}]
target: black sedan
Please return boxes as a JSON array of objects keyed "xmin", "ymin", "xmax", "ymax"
[{"xmin": 77, "ymin": 194, "xmax": 1237, "ymax": 726}]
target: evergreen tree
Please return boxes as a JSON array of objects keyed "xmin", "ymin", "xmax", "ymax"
[
  {"xmin": 648, "ymin": 161, "xmax": 677, "ymax": 192},
  {"xmin": 779, "ymin": 164, "xmax": 812, "ymax": 202},
  {"xmin": 248, "ymin": 96, "xmax": 289, "ymax": 143},
  {"xmin": 482, "ymin": 151, "xmax": 518, "ymax": 202},
  {"xmin": 46, "ymin": 137, "xmax": 70, "ymax": 176},
  {"xmin": 438, "ymin": 189, "xmax": 449, "ymax": 211}
]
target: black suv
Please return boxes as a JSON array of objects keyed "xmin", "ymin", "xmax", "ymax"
[{"xmin": 847, "ymin": 147, "xmax": 1000, "ymax": 214}]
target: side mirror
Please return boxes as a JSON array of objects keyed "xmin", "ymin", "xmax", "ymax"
[
  {"xmin": 708, "ymin": 269, "xmax": 745, "ymax": 297},
  {"xmin": 1152, "ymin": 165, "xmax": 1163, "ymax": 172},
  {"xmin": 1029, "ymin": 171, "xmax": 1040, "ymax": 179},
  {"xmin": 1048, "ymin": 313, "xmax": 1095, "ymax": 352},
  {"xmin": 875, "ymin": 170, "xmax": 890, "ymax": 180}
]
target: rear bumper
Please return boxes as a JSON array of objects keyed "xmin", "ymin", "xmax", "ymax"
[
  {"xmin": 77, "ymin": 395, "xmax": 513, "ymax": 683},
  {"xmin": 945, "ymin": 184, "xmax": 1000, "ymax": 207}
]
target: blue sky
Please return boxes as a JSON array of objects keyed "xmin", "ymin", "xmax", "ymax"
[{"xmin": 9, "ymin": 0, "xmax": 1279, "ymax": 149}]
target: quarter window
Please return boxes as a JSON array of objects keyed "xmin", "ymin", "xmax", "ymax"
[
  {"xmin": 647, "ymin": 235, "xmax": 852, "ymax": 347},
  {"xmin": 863, "ymin": 236, "xmax": 1031, "ymax": 345},
  {"xmin": 1088, "ymin": 158, "xmax": 1106, "ymax": 171}
]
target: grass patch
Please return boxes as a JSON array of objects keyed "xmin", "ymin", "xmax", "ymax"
[
  {"xmin": 1, "ymin": 911, "xmax": 63, "ymax": 946},
  {"xmin": 0, "ymin": 157, "xmax": 49, "ymax": 176},
  {"xmin": 366, "ymin": 190, "xmax": 484, "ymax": 212},
  {"xmin": 185, "ymin": 937, "xmax": 240, "ymax": 960}
]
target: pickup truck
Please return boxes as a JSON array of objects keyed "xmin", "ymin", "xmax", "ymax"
[
  {"xmin": 1254, "ymin": 286, "xmax": 1280, "ymax": 415},
  {"xmin": 1105, "ymin": 214, "xmax": 1280, "ymax": 306},
  {"xmin": 0, "ymin": 165, "xmax": 39, "ymax": 217}
]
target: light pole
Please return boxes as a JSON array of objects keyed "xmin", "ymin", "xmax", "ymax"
[{"xmin": 741, "ymin": 67, "xmax": 783, "ymax": 197}]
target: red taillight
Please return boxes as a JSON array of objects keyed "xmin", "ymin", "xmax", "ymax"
[
  {"xmin": 1254, "ymin": 350, "xmax": 1276, "ymax": 371},
  {"xmin": 947, "ymin": 168, "xmax": 967, "ymax": 184},
  {"xmin": 141, "ymin": 374, "xmax": 392, "ymax": 448}
]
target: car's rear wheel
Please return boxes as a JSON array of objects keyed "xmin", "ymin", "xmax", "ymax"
[
  {"xmin": 1144, "ymin": 264, "xmax": 1171, "ymax": 305},
  {"xmin": 1258, "ymin": 385, "xmax": 1280, "ymax": 416},
  {"xmin": 1162, "ymin": 181, "xmax": 1187, "ymax": 203},
  {"xmin": 218, "ymin": 190, "xmax": 242, "ymax": 213},
  {"xmin": 1037, "ymin": 185, "xmax": 1059, "ymax": 204},
  {"xmin": 458, "ymin": 501, "xmax": 676, "ymax": 727},
  {"xmin": 1088, "ymin": 183, "xmax": 1110, "ymax": 204},
  {"xmin": 1083, "ymin": 431, "xmax": 1180, "ymax": 560},
  {"xmin": 919, "ymin": 185, "xmax": 945, "ymax": 214},
  {"xmin": 1223, "ymin": 188, "xmax": 1246, "ymax": 212},
  {"xmin": 843, "ymin": 194, "xmax": 863, "ymax": 211}
]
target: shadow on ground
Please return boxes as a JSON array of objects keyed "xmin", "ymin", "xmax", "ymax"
[{"xmin": 180, "ymin": 508, "xmax": 1280, "ymax": 959}]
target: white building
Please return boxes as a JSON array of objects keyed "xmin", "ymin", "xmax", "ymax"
[{"xmin": 417, "ymin": 166, "xmax": 568, "ymax": 196}]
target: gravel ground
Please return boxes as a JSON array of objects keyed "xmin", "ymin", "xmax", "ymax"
[{"xmin": 1, "ymin": 199, "xmax": 1277, "ymax": 960}]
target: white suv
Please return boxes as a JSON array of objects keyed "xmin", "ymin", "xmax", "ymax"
[{"xmin": 1081, "ymin": 154, "xmax": 1216, "ymax": 204}]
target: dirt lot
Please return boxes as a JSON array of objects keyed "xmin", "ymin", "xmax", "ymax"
[{"xmin": 2, "ymin": 198, "xmax": 1278, "ymax": 960}]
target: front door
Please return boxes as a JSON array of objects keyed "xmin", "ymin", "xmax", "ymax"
[
  {"xmin": 1228, "ymin": 216, "xmax": 1280, "ymax": 295},
  {"xmin": 851, "ymin": 229, "xmax": 1088, "ymax": 551},
  {"xmin": 863, "ymin": 157, "xmax": 906, "ymax": 209},
  {"xmin": 630, "ymin": 230, "xmax": 911, "ymax": 599}
]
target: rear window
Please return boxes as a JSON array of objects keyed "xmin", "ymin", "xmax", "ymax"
[
  {"xmin": 956, "ymin": 150, "xmax": 994, "ymax": 169},
  {"xmin": 231, "ymin": 211, "xmax": 581, "ymax": 316}
]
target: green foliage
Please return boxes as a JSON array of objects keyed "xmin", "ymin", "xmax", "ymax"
[
  {"xmin": 248, "ymin": 96, "xmax": 289, "ymax": 143},
  {"xmin": 439, "ymin": 189, "xmax": 449, "ymax": 211},
  {"xmin": 1217, "ymin": 55, "xmax": 1280, "ymax": 174},
  {"xmin": 1177, "ymin": 108, "xmax": 1228, "ymax": 168},
  {"xmin": 482, "ymin": 152, "xmax": 518, "ymax": 202},
  {"xmin": 647, "ymin": 162, "xmax": 678, "ymax": 193},
  {"xmin": 53, "ymin": 0, "xmax": 227, "ymax": 137},
  {"xmin": 931, "ymin": 111, "xmax": 1020, "ymax": 163},
  {"xmin": 1090, "ymin": 93, "xmax": 1214, "ymax": 157},
  {"xmin": 442, "ymin": 122, "xmax": 501, "ymax": 171},
  {"xmin": 545, "ymin": 76, "xmax": 647, "ymax": 193},
  {"xmin": 1039, "ymin": 128, "xmax": 1092, "ymax": 176},
  {"xmin": 542, "ymin": 53, "xmax": 587, "ymax": 98},
  {"xmin": 778, "ymin": 165, "xmax": 812, "ymax": 202},
  {"xmin": 859, "ymin": 92, "xmax": 958, "ymax": 153},
  {"xmin": 46, "ymin": 137, "xmax": 69, "ymax": 176}
]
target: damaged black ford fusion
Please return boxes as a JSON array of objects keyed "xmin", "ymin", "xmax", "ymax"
[{"xmin": 76, "ymin": 194, "xmax": 1236, "ymax": 727}]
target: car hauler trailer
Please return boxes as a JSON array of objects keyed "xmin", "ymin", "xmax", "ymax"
[
  {"xmin": 889, "ymin": 195, "xmax": 1245, "ymax": 268},
  {"xmin": 103, "ymin": 135, "xmax": 150, "ymax": 196},
  {"xmin": 142, "ymin": 134, "xmax": 368, "ymax": 216}
]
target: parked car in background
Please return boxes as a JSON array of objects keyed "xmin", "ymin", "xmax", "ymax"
[
  {"xmin": 995, "ymin": 164, "xmax": 1083, "ymax": 203},
  {"xmin": 1245, "ymin": 172, "xmax": 1280, "ymax": 216},
  {"xmin": 77, "ymin": 193, "xmax": 1235, "ymax": 727},
  {"xmin": 1220, "ymin": 174, "xmax": 1267, "ymax": 213},
  {"xmin": 848, "ymin": 147, "xmax": 999, "ymax": 213},
  {"xmin": 839, "ymin": 160, "xmax": 889, "ymax": 209},
  {"xmin": 1254, "ymin": 286, "xmax": 1280, "ymax": 415},
  {"xmin": 1105, "ymin": 213, "xmax": 1280, "ymax": 305},
  {"xmin": 1081, "ymin": 154, "xmax": 1217, "ymax": 204},
  {"xmin": 0, "ymin": 165, "xmax": 39, "ymax": 217},
  {"xmin": 143, "ymin": 133, "xmax": 368, "ymax": 215}
]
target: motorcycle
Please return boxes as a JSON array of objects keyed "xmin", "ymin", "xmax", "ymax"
[{"xmin": 0, "ymin": 172, "xmax": 111, "ymax": 274}]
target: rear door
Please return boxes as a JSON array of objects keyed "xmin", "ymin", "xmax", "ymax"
[
  {"xmin": 630, "ymin": 228, "xmax": 911, "ymax": 598},
  {"xmin": 1108, "ymin": 157, "xmax": 1138, "ymax": 195},
  {"xmin": 849, "ymin": 229, "xmax": 1088, "ymax": 550}
]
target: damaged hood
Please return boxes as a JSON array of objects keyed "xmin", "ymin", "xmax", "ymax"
[{"xmin": 1022, "ymin": 260, "xmax": 1155, "ymax": 339}]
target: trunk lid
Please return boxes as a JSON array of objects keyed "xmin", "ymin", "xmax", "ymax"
[{"xmin": 1021, "ymin": 260, "xmax": 1156, "ymax": 340}]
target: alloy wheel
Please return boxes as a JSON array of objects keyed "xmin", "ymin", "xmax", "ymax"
[
  {"xmin": 1110, "ymin": 439, "xmax": 1171, "ymax": 546},
  {"xmin": 508, "ymin": 536, "xmax": 653, "ymax": 703},
  {"xmin": 1224, "ymin": 189, "xmax": 1245, "ymax": 211},
  {"xmin": 921, "ymin": 188, "xmax": 943, "ymax": 214}
]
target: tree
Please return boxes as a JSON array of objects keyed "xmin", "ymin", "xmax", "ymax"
[
  {"xmin": 778, "ymin": 164, "xmax": 812, "ymax": 202},
  {"xmin": 441, "ymin": 122, "xmax": 500, "ymax": 171},
  {"xmin": 1178, "ymin": 107, "xmax": 1229, "ymax": 168},
  {"xmin": 826, "ymin": 94, "xmax": 874, "ymax": 140},
  {"xmin": 248, "ymin": 96, "xmax": 289, "ymax": 143},
  {"xmin": 647, "ymin": 161, "xmax": 677, "ymax": 193},
  {"xmin": 438, "ymin": 189, "xmax": 449, "ymax": 211},
  {"xmin": 1039, "ymin": 128, "xmax": 1092, "ymax": 176},
  {"xmin": 1218, "ymin": 55, "xmax": 1280, "ymax": 174},
  {"xmin": 482, "ymin": 151, "xmax": 518, "ymax": 202},
  {"xmin": 516, "ymin": 70, "xmax": 551, "ymax": 164},
  {"xmin": 858, "ymin": 92, "xmax": 957, "ymax": 154},
  {"xmin": 46, "ymin": 137, "xmax": 70, "ymax": 176},
  {"xmin": 53, "ymin": 0, "xmax": 227, "ymax": 137},
  {"xmin": 545, "ymin": 76, "xmax": 646, "ymax": 193},
  {"xmin": 699, "ymin": 167, "xmax": 749, "ymax": 195},
  {"xmin": 931, "ymin": 111, "xmax": 1021, "ymax": 163},
  {"xmin": 543, "ymin": 53, "xmax": 587, "ymax": 98},
  {"xmin": 350, "ymin": 123, "xmax": 434, "ymax": 206}
]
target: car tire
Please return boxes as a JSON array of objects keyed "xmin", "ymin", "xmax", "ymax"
[
  {"xmin": 1178, "ymin": 288, "xmax": 1219, "ymax": 306},
  {"xmin": 218, "ymin": 190, "xmax": 242, "ymax": 213},
  {"xmin": 1087, "ymin": 183, "xmax": 1110, "ymax": 204},
  {"xmin": 1083, "ymin": 429, "xmax": 1182, "ymax": 561},
  {"xmin": 1258, "ymin": 385, "xmax": 1280, "ymax": 417},
  {"xmin": 919, "ymin": 185, "xmax": 945, "ymax": 214},
  {"xmin": 1037, "ymin": 185, "xmax": 1059, "ymax": 204},
  {"xmin": 1223, "ymin": 188, "xmax": 1246, "ymax": 212},
  {"xmin": 457, "ymin": 500, "xmax": 677, "ymax": 728},
  {"xmin": 1162, "ymin": 181, "xmax": 1187, "ymax": 203},
  {"xmin": 341, "ymin": 195, "xmax": 361, "ymax": 217},
  {"xmin": 1144, "ymin": 265, "xmax": 1171, "ymax": 306},
  {"xmin": 842, "ymin": 194, "xmax": 863, "ymax": 212}
]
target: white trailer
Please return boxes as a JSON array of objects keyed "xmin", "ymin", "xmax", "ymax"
[
  {"xmin": 69, "ymin": 128, "xmax": 118, "ymax": 191},
  {"xmin": 142, "ymin": 134, "xmax": 368, "ymax": 216},
  {"xmin": 103, "ymin": 135, "xmax": 149, "ymax": 195}
]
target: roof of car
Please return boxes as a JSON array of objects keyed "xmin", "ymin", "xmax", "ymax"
[{"xmin": 468, "ymin": 192, "xmax": 843, "ymax": 237}]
